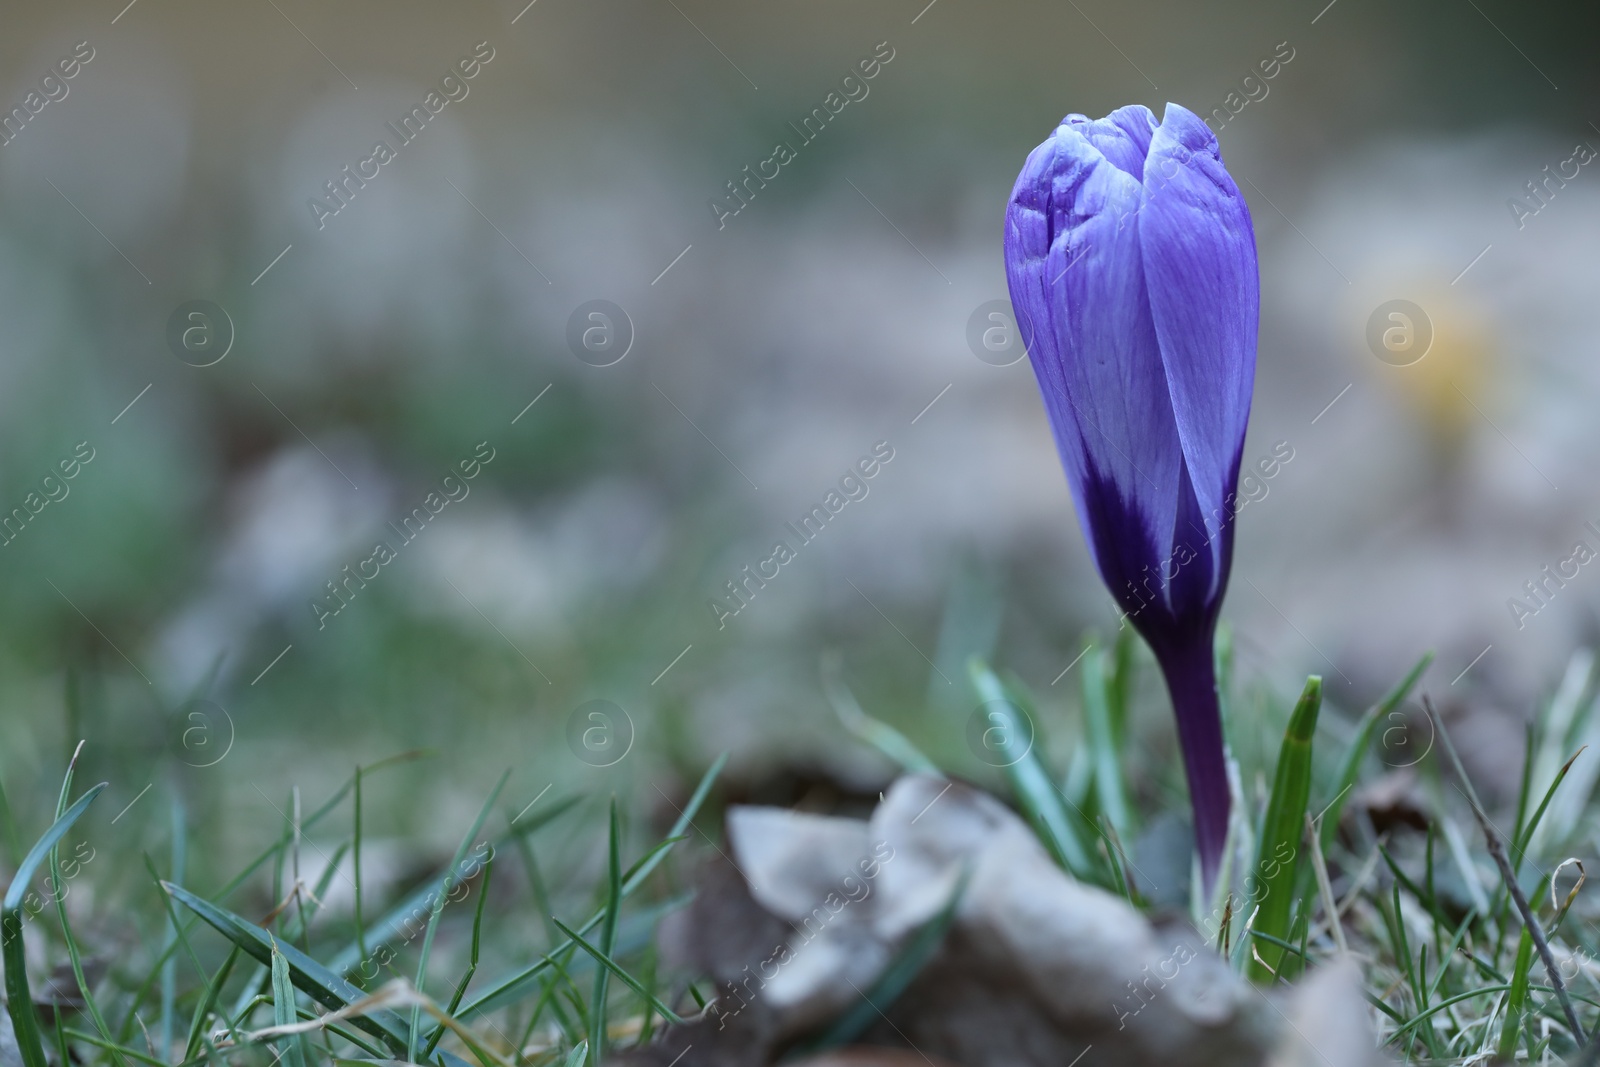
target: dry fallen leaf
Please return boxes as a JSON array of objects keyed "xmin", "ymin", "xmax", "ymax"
[{"xmin": 634, "ymin": 775, "xmax": 1387, "ymax": 1067}]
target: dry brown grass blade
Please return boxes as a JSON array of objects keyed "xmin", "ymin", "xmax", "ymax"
[
  {"xmin": 241, "ymin": 978, "xmax": 514, "ymax": 1067},
  {"xmin": 1305, "ymin": 811, "xmax": 1347, "ymax": 955}
]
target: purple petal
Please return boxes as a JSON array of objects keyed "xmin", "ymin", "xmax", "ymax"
[
  {"xmin": 1139, "ymin": 103, "xmax": 1258, "ymax": 596},
  {"xmin": 1064, "ymin": 104, "xmax": 1157, "ymax": 179},
  {"xmin": 1005, "ymin": 119, "xmax": 1182, "ymax": 616},
  {"xmin": 1164, "ymin": 454, "xmax": 1219, "ymax": 626}
]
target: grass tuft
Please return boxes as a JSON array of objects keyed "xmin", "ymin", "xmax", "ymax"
[{"xmin": 17, "ymin": 634, "xmax": 1600, "ymax": 1067}]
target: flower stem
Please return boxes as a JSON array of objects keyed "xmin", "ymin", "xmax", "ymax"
[{"xmin": 1156, "ymin": 633, "xmax": 1230, "ymax": 894}]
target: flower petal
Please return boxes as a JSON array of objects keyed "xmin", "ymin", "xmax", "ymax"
[
  {"xmin": 1164, "ymin": 454, "xmax": 1219, "ymax": 628},
  {"xmin": 1138, "ymin": 103, "xmax": 1258, "ymax": 594},
  {"xmin": 1005, "ymin": 119, "xmax": 1182, "ymax": 615},
  {"xmin": 1064, "ymin": 104, "xmax": 1157, "ymax": 179}
]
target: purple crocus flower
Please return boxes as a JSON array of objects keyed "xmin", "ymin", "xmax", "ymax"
[{"xmin": 1003, "ymin": 103, "xmax": 1258, "ymax": 889}]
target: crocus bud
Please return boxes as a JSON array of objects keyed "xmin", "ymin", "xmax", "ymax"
[{"xmin": 1004, "ymin": 103, "xmax": 1259, "ymax": 890}]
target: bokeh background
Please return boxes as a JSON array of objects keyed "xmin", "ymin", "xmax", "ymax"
[{"xmin": 1, "ymin": 0, "xmax": 1598, "ymax": 871}]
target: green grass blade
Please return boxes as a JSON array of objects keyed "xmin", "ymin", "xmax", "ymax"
[
  {"xmin": 0, "ymin": 772, "xmax": 22, "ymax": 868},
  {"xmin": 563, "ymin": 1041, "xmax": 588, "ymax": 1067},
  {"xmin": 161, "ymin": 797, "xmax": 187, "ymax": 1058},
  {"xmin": 1511, "ymin": 720, "xmax": 1537, "ymax": 869},
  {"xmin": 271, "ymin": 939, "xmax": 308, "ymax": 1067},
  {"xmin": 312, "ymin": 842, "xmax": 349, "ymax": 902},
  {"xmin": 1512, "ymin": 747, "xmax": 1583, "ymax": 868},
  {"xmin": 353, "ymin": 765, "xmax": 368, "ymax": 970},
  {"xmin": 46, "ymin": 761, "xmax": 124, "ymax": 1067},
  {"xmin": 3, "ymin": 782, "xmax": 106, "ymax": 912},
  {"xmin": 1107, "ymin": 625, "xmax": 1136, "ymax": 750},
  {"xmin": 119, "ymin": 755, "xmax": 434, "ymax": 1017},
  {"xmin": 410, "ymin": 798, "xmax": 583, "ymax": 1055},
  {"xmin": 510, "ymin": 828, "xmax": 560, "ymax": 951},
  {"xmin": 2, "ymin": 781, "xmax": 106, "ymax": 1067},
  {"xmin": 141, "ymin": 849, "xmax": 228, "ymax": 1054},
  {"xmin": 330, "ymin": 793, "xmax": 578, "ymax": 977},
  {"xmin": 619, "ymin": 836, "xmax": 688, "ymax": 897},
  {"xmin": 1376, "ymin": 650, "xmax": 1433, "ymax": 714},
  {"xmin": 409, "ymin": 770, "xmax": 509, "ymax": 1061},
  {"xmin": 162, "ymin": 881, "xmax": 413, "ymax": 1054},
  {"xmin": 1425, "ymin": 910, "xmax": 1476, "ymax": 1004},
  {"xmin": 1096, "ymin": 816, "xmax": 1139, "ymax": 905},
  {"xmin": 548, "ymin": 953, "xmax": 590, "ymax": 1045},
  {"xmin": 213, "ymin": 753, "xmax": 428, "ymax": 907},
  {"xmin": 1376, "ymin": 845, "xmax": 1454, "ymax": 935},
  {"xmin": 551, "ymin": 918, "xmax": 683, "ymax": 1026},
  {"xmin": 1247, "ymin": 676, "xmax": 1321, "ymax": 983},
  {"xmin": 123, "ymin": 768, "xmax": 380, "ymax": 1012},
  {"xmin": 968, "ymin": 659, "xmax": 1095, "ymax": 878},
  {"xmin": 1061, "ymin": 744, "xmax": 1092, "ymax": 811},
  {"xmin": 1497, "ymin": 928, "xmax": 1535, "ymax": 1060},
  {"xmin": 636, "ymin": 950, "xmax": 661, "ymax": 1048},
  {"xmin": 1320, "ymin": 652, "xmax": 1432, "ymax": 853},
  {"xmin": 422, "ymin": 851, "xmax": 495, "ymax": 1061},
  {"xmin": 1242, "ymin": 928, "xmax": 1311, "ymax": 968},
  {"xmin": 1377, "ymin": 887, "xmax": 1417, "ymax": 1054},
  {"xmin": 1378, "ymin": 984, "xmax": 1513, "ymax": 1045},
  {"xmin": 59, "ymin": 1027, "xmax": 171, "ymax": 1067},
  {"xmin": 458, "ymin": 754, "xmax": 727, "ymax": 1018},
  {"xmin": 822, "ymin": 655, "xmax": 941, "ymax": 775},
  {"xmin": 640, "ymin": 753, "xmax": 726, "ymax": 889},
  {"xmin": 184, "ymin": 945, "xmax": 240, "ymax": 1062},
  {"xmin": 588, "ymin": 800, "xmax": 623, "ymax": 1065},
  {"xmin": 1081, "ymin": 643, "xmax": 1134, "ymax": 841},
  {"xmin": 49, "ymin": 1012, "xmax": 71, "ymax": 1067}
]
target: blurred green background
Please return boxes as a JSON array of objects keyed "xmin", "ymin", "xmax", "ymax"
[{"xmin": 1, "ymin": 0, "xmax": 1599, "ymax": 875}]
